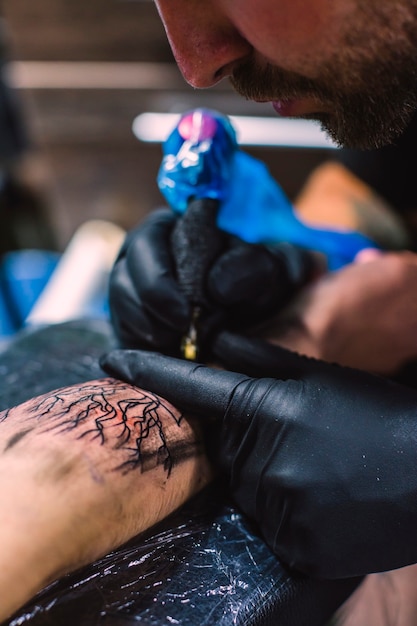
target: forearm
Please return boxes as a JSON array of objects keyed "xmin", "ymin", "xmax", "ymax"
[
  {"xmin": 257, "ymin": 249, "xmax": 417, "ymax": 375},
  {"xmin": 0, "ymin": 378, "xmax": 212, "ymax": 621}
]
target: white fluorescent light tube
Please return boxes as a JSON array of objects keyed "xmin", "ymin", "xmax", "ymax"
[{"xmin": 132, "ymin": 112, "xmax": 337, "ymax": 149}]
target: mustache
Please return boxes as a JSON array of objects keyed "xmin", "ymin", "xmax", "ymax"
[{"xmin": 229, "ymin": 58, "xmax": 330, "ymax": 103}]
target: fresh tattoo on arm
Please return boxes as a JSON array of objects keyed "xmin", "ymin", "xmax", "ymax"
[
  {"xmin": 1, "ymin": 378, "xmax": 205, "ymax": 478},
  {"xmin": 0, "ymin": 377, "xmax": 213, "ymax": 622}
]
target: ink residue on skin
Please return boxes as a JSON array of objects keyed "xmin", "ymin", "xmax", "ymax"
[{"xmin": 4, "ymin": 428, "xmax": 33, "ymax": 452}]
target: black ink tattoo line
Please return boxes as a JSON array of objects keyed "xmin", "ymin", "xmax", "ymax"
[
  {"xmin": 0, "ymin": 379, "xmax": 203, "ymax": 478},
  {"xmin": 4, "ymin": 428, "xmax": 33, "ymax": 451}
]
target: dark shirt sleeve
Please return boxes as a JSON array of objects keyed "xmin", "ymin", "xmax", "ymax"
[
  {"xmin": 336, "ymin": 112, "xmax": 417, "ymax": 215},
  {"xmin": 0, "ymin": 17, "xmax": 29, "ymax": 167},
  {"xmin": 0, "ymin": 72, "xmax": 29, "ymax": 166}
]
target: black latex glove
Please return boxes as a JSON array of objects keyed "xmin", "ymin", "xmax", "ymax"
[
  {"xmin": 101, "ymin": 335, "xmax": 417, "ymax": 580},
  {"xmin": 109, "ymin": 209, "xmax": 190, "ymax": 355},
  {"xmin": 109, "ymin": 208, "xmax": 318, "ymax": 355}
]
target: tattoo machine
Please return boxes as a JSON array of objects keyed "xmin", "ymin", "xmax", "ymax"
[
  {"xmin": 157, "ymin": 108, "xmax": 380, "ymax": 360},
  {"xmin": 157, "ymin": 109, "xmax": 235, "ymax": 361}
]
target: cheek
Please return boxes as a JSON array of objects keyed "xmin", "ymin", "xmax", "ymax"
[{"xmin": 223, "ymin": 0, "xmax": 339, "ymax": 71}]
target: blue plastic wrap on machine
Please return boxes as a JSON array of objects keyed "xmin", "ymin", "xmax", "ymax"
[{"xmin": 158, "ymin": 108, "xmax": 379, "ymax": 271}]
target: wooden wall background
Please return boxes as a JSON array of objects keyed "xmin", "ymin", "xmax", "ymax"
[{"xmin": 3, "ymin": 0, "xmax": 329, "ymax": 249}]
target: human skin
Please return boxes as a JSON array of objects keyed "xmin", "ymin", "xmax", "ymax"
[
  {"xmin": 0, "ymin": 378, "xmax": 212, "ymax": 622},
  {"xmin": 154, "ymin": 0, "xmax": 354, "ymax": 89},
  {"xmin": 259, "ymin": 250, "xmax": 417, "ymax": 376},
  {"xmin": 334, "ymin": 564, "xmax": 417, "ymax": 625},
  {"xmin": 154, "ymin": 0, "xmax": 417, "ymax": 148}
]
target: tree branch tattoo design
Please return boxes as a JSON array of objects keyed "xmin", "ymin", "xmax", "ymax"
[{"xmin": 0, "ymin": 378, "xmax": 204, "ymax": 477}]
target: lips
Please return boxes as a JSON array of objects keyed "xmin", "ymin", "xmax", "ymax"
[
  {"xmin": 272, "ymin": 97, "xmax": 325, "ymax": 118},
  {"xmin": 272, "ymin": 100, "xmax": 298, "ymax": 116}
]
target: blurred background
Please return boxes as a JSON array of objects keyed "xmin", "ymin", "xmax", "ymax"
[{"xmin": 3, "ymin": 0, "xmax": 334, "ymax": 251}]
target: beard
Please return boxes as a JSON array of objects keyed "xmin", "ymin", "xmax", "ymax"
[{"xmin": 230, "ymin": 2, "xmax": 417, "ymax": 149}]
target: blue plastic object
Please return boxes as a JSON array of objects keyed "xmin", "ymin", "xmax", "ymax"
[
  {"xmin": 0, "ymin": 250, "xmax": 60, "ymax": 338},
  {"xmin": 158, "ymin": 108, "xmax": 237, "ymax": 211},
  {"xmin": 0, "ymin": 249, "xmax": 111, "ymax": 341},
  {"xmin": 158, "ymin": 108, "xmax": 380, "ymax": 270}
]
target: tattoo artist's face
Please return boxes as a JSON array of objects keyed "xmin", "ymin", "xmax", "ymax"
[{"xmin": 154, "ymin": 0, "xmax": 417, "ymax": 149}]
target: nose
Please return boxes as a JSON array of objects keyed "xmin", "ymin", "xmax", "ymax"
[{"xmin": 155, "ymin": 0, "xmax": 252, "ymax": 88}]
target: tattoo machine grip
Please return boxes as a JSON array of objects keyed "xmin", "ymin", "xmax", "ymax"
[
  {"xmin": 171, "ymin": 198, "xmax": 226, "ymax": 360},
  {"xmin": 171, "ymin": 197, "xmax": 223, "ymax": 307}
]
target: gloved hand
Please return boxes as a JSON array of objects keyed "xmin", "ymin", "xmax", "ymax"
[
  {"xmin": 101, "ymin": 334, "xmax": 417, "ymax": 579},
  {"xmin": 109, "ymin": 208, "xmax": 320, "ymax": 355}
]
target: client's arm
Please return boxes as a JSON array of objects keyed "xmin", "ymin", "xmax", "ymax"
[
  {"xmin": 0, "ymin": 377, "xmax": 213, "ymax": 622},
  {"xmin": 258, "ymin": 250, "xmax": 417, "ymax": 376}
]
